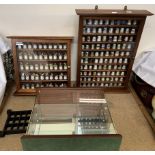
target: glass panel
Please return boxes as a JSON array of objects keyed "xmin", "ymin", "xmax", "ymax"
[
  {"xmin": 80, "ymin": 18, "xmax": 140, "ymax": 88},
  {"xmin": 16, "ymin": 41, "xmax": 68, "ymax": 90},
  {"xmin": 27, "ymin": 102, "xmax": 116, "ymax": 135}
]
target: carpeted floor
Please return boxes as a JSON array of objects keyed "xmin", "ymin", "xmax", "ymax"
[{"xmin": 0, "ymin": 85, "xmax": 155, "ymax": 151}]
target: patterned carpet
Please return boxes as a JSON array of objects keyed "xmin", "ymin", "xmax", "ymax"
[{"xmin": 0, "ymin": 85, "xmax": 155, "ymax": 151}]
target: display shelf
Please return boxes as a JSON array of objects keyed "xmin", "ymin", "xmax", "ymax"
[
  {"xmin": 82, "ymin": 33, "xmax": 137, "ymax": 36},
  {"xmin": 82, "ymin": 56, "xmax": 131, "ymax": 58},
  {"xmin": 80, "ymin": 62, "xmax": 129, "ymax": 65},
  {"xmin": 83, "ymin": 25, "xmax": 138, "ymax": 28},
  {"xmin": 76, "ymin": 8, "xmax": 153, "ymax": 89},
  {"xmin": 80, "ymin": 69, "xmax": 127, "ymax": 71},
  {"xmin": 80, "ymin": 69, "xmax": 126, "ymax": 72},
  {"xmin": 20, "ymin": 80, "xmax": 68, "ymax": 83},
  {"xmin": 82, "ymin": 41, "xmax": 135, "ymax": 44},
  {"xmin": 17, "ymin": 49, "xmax": 68, "ymax": 52},
  {"xmin": 81, "ymin": 49, "xmax": 133, "ymax": 51},
  {"xmin": 8, "ymin": 36, "xmax": 73, "ymax": 95},
  {"xmin": 80, "ymin": 81, "xmax": 125, "ymax": 83},
  {"xmin": 20, "ymin": 70, "xmax": 68, "ymax": 73},
  {"xmin": 80, "ymin": 75, "xmax": 127, "ymax": 78},
  {"xmin": 18, "ymin": 60, "xmax": 68, "ymax": 62}
]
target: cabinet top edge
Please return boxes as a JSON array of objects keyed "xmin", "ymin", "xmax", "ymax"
[
  {"xmin": 75, "ymin": 9, "xmax": 153, "ymax": 16},
  {"xmin": 7, "ymin": 36, "xmax": 74, "ymax": 40}
]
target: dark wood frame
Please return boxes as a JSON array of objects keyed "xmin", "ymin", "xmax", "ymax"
[
  {"xmin": 21, "ymin": 88, "xmax": 122, "ymax": 151},
  {"xmin": 7, "ymin": 36, "xmax": 73, "ymax": 95},
  {"xmin": 21, "ymin": 134, "xmax": 122, "ymax": 151},
  {"xmin": 129, "ymin": 83, "xmax": 155, "ymax": 133},
  {"xmin": 76, "ymin": 9, "xmax": 153, "ymax": 91}
]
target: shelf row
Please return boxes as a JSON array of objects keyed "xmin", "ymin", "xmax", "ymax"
[
  {"xmin": 80, "ymin": 63, "xmax": 129, "ymax": 70},
  {"xmin": 20, "ymin": 72, "xmax": 67, "ymax": 81},
  {"xmin": 20, "ymin": 80, "xmax": 68, "ymax": 83},
  {"xmin": 16, "ymin": 42, "xmax": 67, "ymax": 50},
  {"xmin": 80, "ymin": 71, "xmax": 126, "ymax": 76},
  {"xmin": 80, "ymin": 82, "xmax": 124, "ymax": 87},
  {"xmin": 81, "ymin": 43, "xmax": 134, "ymax": 50},
  {"xmin": 81, "ymin": 51, "xmax": 131, "ymax": 57},
  {"xmin": 80, "ymin": 64, "xmax": 128, "ymax": 70},
  {"xmin": 18, "ymin": 60, "xmax": 67, "ymax": 62},
  {"xmin": 80, "ymin": 69, "xmax": 127, "ymax": 72},
  {"xmin": 20, "ymin": 70, "xmax": 68, "ymax": 73},
  {"xmin": 82, "ymin": 33, "xmax": 136, "ymax": 36},
  {"xmin": 18, "ymin": 49, "xmax": 68, "ymax": 52},
  {"xmin": 82, "ymin": 49, "xmax": 133, "ymax": 52},
  {"xmin": 18, "ymin": 52, "xmax": 67, "ymax": 61},
  {"xmin": 82, "ymin": 35, "xmax": 135, "ymax": 43},
  {"xmin": 81, "ymin": 57, "xmax": 129, "ymax": 64},
  {"xmin": 83, "ymin": 27, "xmax": 137, "ymax": 35},
  {"xmin": 21, "ymin": 82, "xmax": 68, "ymax": 89},
  {"xmin": 83, "ymin": 19, "xmax": 138, "ymax": 26},
  {"xmin": 80, "ymin": 80, "xmax": 124, "ymax": 84},
  {"xmin": 19, "ymin": 62, "xmax": 68, "ymax": 71},
  {"xmin": 80, "ymin": 75, "xmax": 126, "ymax": 78},
  {"xmin": 80, "ymin": 77, "xmax": 125, "ymax": 83},
  {"xmin": 83, "ymin": 25, "xmax": 138, "ymax": 28},
  {"xmin": 80, "ymin": 76, "xmax": 125, "ymax": 82},
  {"xmin": 80, "ymin": 69, "xmax": 127, "ymax": 77}
]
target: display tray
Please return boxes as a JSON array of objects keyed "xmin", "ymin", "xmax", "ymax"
[
  {"xmin": 0, "ymin": 109, "xmax": 32, "ymax": 137},
  {"xmin": 21, "ymin": 88, "xmax": 122, "ymax": 151}
]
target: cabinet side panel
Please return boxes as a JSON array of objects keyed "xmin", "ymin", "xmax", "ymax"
[
  {"xmin": 124, "ymin": 17, "xmax": 146, "ymax": 88},
  {"xmin": 67, "ymin": 40, "xmax": 71, "ymax": 87},
  {"xmin": 76, "ymin": 16, "xmax": 83, "ymax": 87},
  {"xmin": 12, "ymin": 39, "xmax": 20, "ymax": 92}
]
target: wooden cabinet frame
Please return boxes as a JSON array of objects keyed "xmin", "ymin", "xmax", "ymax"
[
  {"xmin": 8, "ymin": 36, "xmax": 73, "ymax": 95},
  {"xmin": 76, "ymin": 9, "xmax": 153, "ymax": 91}
]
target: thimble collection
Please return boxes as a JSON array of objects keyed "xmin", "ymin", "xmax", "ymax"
[
  {"xmin": 15, "ymin": 40, "xmax": 71, "ymax": 91},
  {"xmin": 79, "ymin": 18, "xmax": 139, "ymax": 87},
  {"xmin": 8, "ymin": 8, "xmax": 152, "ymax": 95}
]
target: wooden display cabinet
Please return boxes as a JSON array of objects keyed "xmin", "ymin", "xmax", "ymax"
[
  {"xmin": 76, "ymin": 8, "xmax": 153, "ymax": 91},
  {"xmin": 8, "ymin": 36, "xmax": 73, "ymax": 95}
]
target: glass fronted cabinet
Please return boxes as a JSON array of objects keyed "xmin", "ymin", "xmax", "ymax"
[
  {"xmin": 76, "ymin": 8, "xmax": 153, "ymax": 91},
  {"xmin": 8, "ymin": 36, "xmax": 73, "ymax": 95}
]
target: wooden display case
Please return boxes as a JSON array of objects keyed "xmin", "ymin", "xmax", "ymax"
[
  {"xmin": 8, "ymin": 36, "xmax": 73, "ymax": 95},
  {"xmin": 21, "ymin": 88, "xmax": 122, "ymax": 151},
  {"xmin": 76, "ymin": 8, "xmax": 153, "ymax": 91}
]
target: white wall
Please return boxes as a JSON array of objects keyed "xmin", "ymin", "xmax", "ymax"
[{"xmin": 0, "ymin": 4, "xmax": 155, "ymax": 81}]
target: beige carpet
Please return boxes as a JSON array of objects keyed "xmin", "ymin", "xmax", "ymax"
[{"xmin": 0, "ymin": 85, "xmax": 155, "ymax": 151}]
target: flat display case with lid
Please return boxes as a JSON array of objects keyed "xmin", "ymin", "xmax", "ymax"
[
  {"xmin": 21, "ymin": 88, "xmax": 122, "ymax": 151},
  {"xmin": 27, "ymin": 103, "xmax": 116, "ymax": 135}
]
